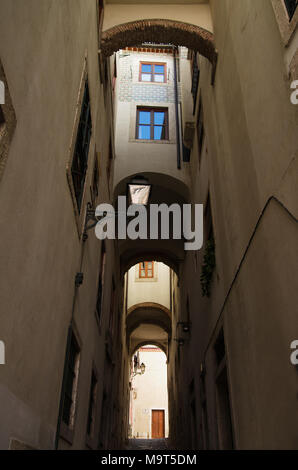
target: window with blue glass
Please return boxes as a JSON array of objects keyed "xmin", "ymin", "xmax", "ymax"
[
  {"xmin": 139, "ymin": 62, "xmax": 167, "ymax": 83},
  {"xmin": 136, "ymin": 107, "xmax": 168, "ymax": 140}
]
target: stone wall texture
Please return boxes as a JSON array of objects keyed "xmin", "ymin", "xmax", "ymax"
[{"xmin": 118, "ymin": 51, "xmax": 176, "ymax": 103}]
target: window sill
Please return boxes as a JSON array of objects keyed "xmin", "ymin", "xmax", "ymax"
[
  {"xmin": 137, "ymin": 81, "xmax": 168, "ymax": 86},
  {"xmin": 129, "ymin": 138, "xmax": 175, "ymax": 145},
  {"xmin": 135, "ymin": 277, "xmax": 158, "ymax": 283}
]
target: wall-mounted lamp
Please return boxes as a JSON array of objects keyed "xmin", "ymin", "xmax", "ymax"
[
  {"xmin": 83, "ymin": 176, "xmax": 152, "ymax": 239},
  {"xmin": 127, "ymin": 176, "xmax": 151, "ymax": 206},
  {"xmin": 132, "ymin": 362, "xmax": 146, "ymax": 377}
]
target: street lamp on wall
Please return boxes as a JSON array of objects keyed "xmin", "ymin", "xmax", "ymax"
[
  {"xmin": 128, "ymin": 176, "xmax": 151, "ymax": 205},
  {"xmin": 132, "ymin": 362, "xmax": 146, "ymax": 377}
]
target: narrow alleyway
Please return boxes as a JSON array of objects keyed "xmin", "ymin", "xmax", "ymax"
[{"xmin": 0, "ymin": 0, "xmax": 297, "ymax": 452}]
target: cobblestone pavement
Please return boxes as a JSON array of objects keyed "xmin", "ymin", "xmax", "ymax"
[{"xmin": 127, "ymin": 439, "xmax": 171, "ymax": 450}]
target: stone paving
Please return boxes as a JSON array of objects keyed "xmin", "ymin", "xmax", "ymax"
[{"xmin": 127, "ymin": 438, "xmax": 171, "ymax": 450}]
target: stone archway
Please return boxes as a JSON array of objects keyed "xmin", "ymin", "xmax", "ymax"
[
  {"xmin": 101, "ymin": 19, "xmax": 218, "ymax": 80},
  {"xmin": 127, "ymin": 303, "xmax": 172, "ymax": 337}
]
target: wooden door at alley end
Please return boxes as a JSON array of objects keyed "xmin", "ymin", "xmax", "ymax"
[{"xmin": 151, "ymin": 410, "xmax": 165, "ymax": 438}]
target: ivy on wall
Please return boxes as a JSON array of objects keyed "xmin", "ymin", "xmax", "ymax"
[{"xmin": 200, "ymin": 236, "xmax": 216, "ymax": 297}]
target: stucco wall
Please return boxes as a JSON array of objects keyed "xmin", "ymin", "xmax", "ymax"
[
  {"xmin": 172, "ymin": 0, "xmax": 298, "ymax": 450},
  {"xmin": 127, "ymin": 262, "xmax": 171, "ymax": 309},
  {"xmin": 103, "ymin": 3, "xmax": 213, "ymax": 32},
  {"xmin": 130, "ymin": 348, "xmax": 169, "ymax": 439},
  {"xmin": 0, "ymin": 0, "xmax": 123, "ymax": 450},
  {"xmin": 113, "ymin": 48, "xmax": 189, "ymax": 188}
]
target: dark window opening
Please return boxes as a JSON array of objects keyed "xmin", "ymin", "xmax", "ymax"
[
  {"xmin": 214, "ymin": 328, "xmax": 226, "ymax": 366},
  {"xmin": 136, "ymin": 107, "xmax": 168, "ymax": 141},
  {"xmin": 87, "ymin": 371, "xmax": 97, "ymax": 436},
  {"xmin": 204, "ymin": 193, "xmax": 214, "ymax": 241},
  {"xmin": 98, "ymin": 0, "xmax": 104, "ymax": 24},
  {"xmin": 214, "ymin": 328, "xmax": 234, "ymax": 449},
  {"xmin": 107, "ymin": 139, "xmax": 113, "ymax": 183},
  {"xmin": 0, "ymin": 106, "xmax": 5, "ymax": 126},
  {"xmin": 191, "ymin": 52, "xmax": 200, "ymax": 115},
  {"xmin": 284, "ymin": 0, "xmax": 297, "ymax": 20},
  {"xmin": 200, "ymin": 372, "xmax": 209, "ymax": 450},
  {"xmin": 95, "ymin": 242, "xmax": 106, "ymax": 323},
  {"xmin": 186, "ymin": 296, "xmax": 190, "ymax": 322},
  {"xmin": 71, "ymin": 79, "xmax": 92, "ymax": 212},
  {"xmin": 91, "ymin": 153, "xmax": 99, "ymax": 206},
  {"xmin": 196, "ymin": 98, "xmax": 204, "ymax": 165},
  {"xmin": 201, "ymin": 192, "xmax": 216, "ymax": 297},
  {"xmin": 62, "ymin": 332, "xmax": 80, "ymax": 427},
  {"xmin": 216, "ymin": 366, "xmax": 234, "ymax": 449}
]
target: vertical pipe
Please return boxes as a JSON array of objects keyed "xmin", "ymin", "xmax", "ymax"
[{"xmin": 173, "ymin": 46, "xmax": 181, "ymax": 170}]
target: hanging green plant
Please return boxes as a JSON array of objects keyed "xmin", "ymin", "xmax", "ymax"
[{"xmin": 200, "ymin": 236, "xmax": 216, "ymax": 297}]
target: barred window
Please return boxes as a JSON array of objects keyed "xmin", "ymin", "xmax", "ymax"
[{"xmin": 71, "ymin": 79, "xmax": 92, "ymax": 212}]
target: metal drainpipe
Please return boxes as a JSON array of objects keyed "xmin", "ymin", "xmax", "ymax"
[
  {"xmin": 173, "ymin": 46, "xmax": 181, "ymax": 170},
  {"xmin": 54, "ymin": 237, "xmax": 86, "ymax": 449}
]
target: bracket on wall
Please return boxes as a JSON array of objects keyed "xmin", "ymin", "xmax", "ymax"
[
  {"xmin": 84, "ymin": 202, "xmax": 98, "ymax": 232},
  {"xmin": 75, "ymin": 272, "xmax": 84, "ymax": 287}
]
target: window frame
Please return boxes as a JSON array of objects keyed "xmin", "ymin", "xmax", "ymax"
[
  {"xmin": 95, "ymin": 242, "xmax": 106, "ymax": 325},
  {"xmin": 271, "ymin": 0, "xmax": 298, "ymax": 45},
  {"xmin": 139, "ymin": 62, "xmax": 167, "ymax": 83},
  {"xmin": 70, "ymin": 78, "xmax": 92, "ymax": 213},
  {"xmin": 91, "ymin": 149, "xmax": 100, "ymax": 207},
  {"xmin": 191, "ymin": 52, "xmax": 200, "ymax": 115},
  {"xmin": 196, "ymin": 97, "xmax": 205, "ymax": 165},
  {"xmin": 139, "ymin": 261, "xmax": 154, "ymax": 279},
  {"xmin": 136, "ymin": 107, "xmax": 169, "ymax": 141},
  {"xmin": 0, "ymin": 60, "xmax": 17, "ymax": 185},
  {"xmin": 284, "ymin": 0, "xmax": 298, "ymax": 21},
  {"xmin": 66, "ymin": 58, "xmax": 94, "ymax": 238},
  {"xmin": 61, "ymin": 330, "xmax": 81, "ymax": 434},
  {"xmin": 86, "ymin": 369, "xmax": 98, "ymax": 439}
]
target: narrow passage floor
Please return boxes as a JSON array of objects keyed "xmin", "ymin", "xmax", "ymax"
[{"xmin": 127, "ymin": 439, "xmax": 170, "ymax": 450}]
